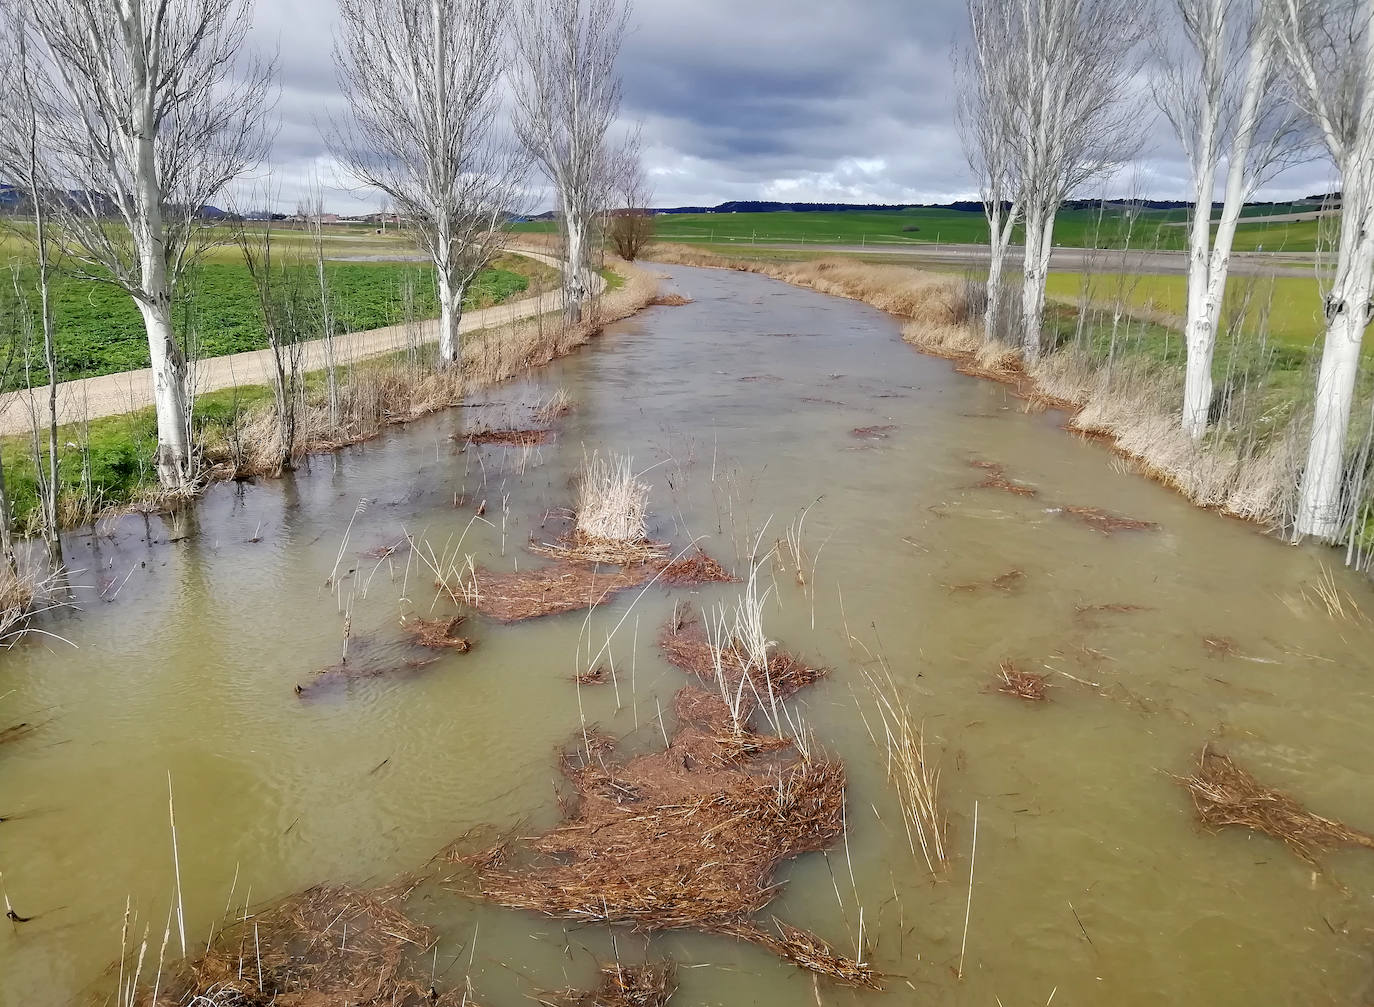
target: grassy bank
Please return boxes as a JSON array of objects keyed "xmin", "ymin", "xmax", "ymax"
[
  {"xmin": 0, "ymin": 253, "xmax": 557, "ymax": 390},
  {"xmin": 646, "ymin": 242, "xmax": 1373, "ymax": 557},
  {"xmin": 513, "ymin": 204, "xmax": 1327, "ymax": 252},
  {"xmin": 0, "ymin": 261, "xmax": 658, "ymax": 531}
]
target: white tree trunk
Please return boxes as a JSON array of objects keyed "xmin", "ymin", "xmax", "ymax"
[
  {"xmin": 1020, "ymin": 204, "xmax": 1055, "ymax": 361},
  {"xmin": 437, "ymin": 268, "xmax": 463, "ymax": 366},
  {"xmin": 137, "ymin": 297, "xmax": 193, "ymax": 487},
  {"xmin": 1181, "ymin": 195, "xmax": 1217, "ymax": 439},
  {"xmin": 984, "ymin": 203, "xmax": 1017, "ymax": 343},
  {"xmin": 1295, "ymin": 201, "xmax": 1374, "ymax": 540},
  {"xmin": 564, "ymin": 209, "xmax": 591, "ymax": 323}
]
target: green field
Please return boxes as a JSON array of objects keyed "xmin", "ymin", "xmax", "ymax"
[
  {"xmin": 514, "ymin": 203, "xmax": 1328, "ymax": 252},
  {"xmin": 0, "ymin": 252, "xmax": 551, "ymax": 390}
]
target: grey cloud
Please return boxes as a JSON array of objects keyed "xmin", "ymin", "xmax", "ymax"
[{"xmin": 251, "ymin": 0, "xmax": 1333, "ymax": 213}]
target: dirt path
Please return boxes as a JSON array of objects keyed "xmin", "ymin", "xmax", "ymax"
[{"xmin": 0, "ymin": 249, "xmax": 581, "ymax": 436}]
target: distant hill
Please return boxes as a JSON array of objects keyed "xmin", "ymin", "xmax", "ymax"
[{"xmin": 645, "ymin": 197, "xmax": 1333, "ymax": 216}]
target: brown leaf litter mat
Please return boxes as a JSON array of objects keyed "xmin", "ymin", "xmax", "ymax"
[
  {"xmin": 1175, "ymin": 745, "xmax": 1374, "ymax": 865},
  {"xmin": 444, "ymin": 610, "xmax": 881, "ymax": 990},
  {"xmin": 538, "ymin": 960, "xmax": 677, "ymax": 1007}
]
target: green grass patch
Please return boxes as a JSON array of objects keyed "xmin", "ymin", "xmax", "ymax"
[
  {"xmin": 0, "ymin": 254, "xmax": 544, "ymax": 390},
  {"xmin": 515, "ymin": 203, "xmax": 1328, "ymax": 252}
]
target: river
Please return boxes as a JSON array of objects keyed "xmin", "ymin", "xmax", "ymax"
[{"xmin": 3, "ymin": 263, "xmax": 1373, "ymax": 1005}]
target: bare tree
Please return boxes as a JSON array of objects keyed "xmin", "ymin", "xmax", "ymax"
[
  {"xmin": 1157, "ymin": 0, "xmax": 1305, "ymax": 440},
  {"xmin": 959, "ymin": 1, "xmax": 1023, "ymax": 344},
  {"xmin": 1272, "ymin": 0, "xmax": 1374, "ymax": 541},
  {"xmin": 607, "ymin": 138, "xmax": 653, "ymax": 261},
  {"xmin": 0, "ymin": 13, "xmax": 62, "ymax": 558},
  {"xmin": 513, "ymin": 0, "xmax": 632, "ymax": 321},
  {"xmin": 234, "ymin": 212, "xmax": 306, "ymax": 474},
  {"xmin": 304, "ymin": 182, "xmax": 340, "ymax": 428},
  {"xmin": 333, "ymin": 0, "xmax": 522, "ymax": 370},
  {"xmin": 981, "ymin": 0, "xmax": 1146, "ymax": 361},
  {"xmin": 21, "ymin": 0, "xmax": 273, "ymax": 490}
]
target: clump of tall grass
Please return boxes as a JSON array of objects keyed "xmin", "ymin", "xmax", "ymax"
[{"xmin": 575, "ymin": 452, "xmax": 650, "ymax": 543}]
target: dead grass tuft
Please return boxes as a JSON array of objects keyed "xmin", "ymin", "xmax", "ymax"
[
  {"xmin": 993, "ymin": 660, "xmax": 1050, "ymax": 702},
  {"xmin": 576, "ymin": 453, "xmax": 650, "ymax": 544},
  {"xmin": 573, "ymin": 666, "xmax": 608, "ymax": 686},
  {"xmin": 403, "ymin": 615, "xmax": 473, "ymax": 651},
  {"xmin": 651, "ymin": 293, "xmax": 692, "ymax": 307},
  {"xmin": 1175, "ymin": 745, "xmax": 1374, "ymax": 864},
  {"xmin": 542, "ymin": 960, "xmax": 677, "ymax": 1007},
  {"xmin": 657, "ymin": 551, "xmax": 735, "ymax": 586},
  {"xmin": 658, "ymin": 610, "xmax": 827, "ymax": 708}
]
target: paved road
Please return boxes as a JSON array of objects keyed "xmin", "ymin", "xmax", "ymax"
[
  {"xmin": 714, "ymin": 241, "xmax": 1319, "ymax": 278},
  {"xmin": 0, "ymin": 250, "xmax": 577, "ymax": 436}
]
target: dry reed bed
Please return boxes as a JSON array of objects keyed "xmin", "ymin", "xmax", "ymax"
[
  {"xmin": 1176, "ymin": 745, "xmax": 1374, "ymax": 865},
  {"xmin": 451, "ymin": 627, "xmax": 879, "ymax": 989},
  {"xmin": 647, "ymin": 244, "xmax": 1295, "ymax": 527},
  {"xmin": 134, "ymin": 883, "xmax": 469, "ymax": 1006},
  {"xmin": 403, "ymin": 615, "xmax": 473, "ymax": 651}
]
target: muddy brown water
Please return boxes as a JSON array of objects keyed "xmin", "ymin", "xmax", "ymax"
[{"xmin": 3, "ymin": 264, "xmax": 1374, "ymax": 1005}]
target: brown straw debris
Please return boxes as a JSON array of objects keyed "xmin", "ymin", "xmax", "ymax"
[
  {"xmin": 658, "ymin": 609, "xmax": 826, "ymax": 705},
  {"xmin": 403, "ymin": 615, "xmax": 473, "ymax": 651},
  {"xmin": 295, "ymin": 657, "xmax": 440, "ymax": 697},
  {"xmin": 1175, "ymin": 745, "xmax": 1374, "ymax": 864},
  {"xmin": 993, "ymin": 660, "xmax": 1050, "ymax": 702},
  {"xmin": 462, "ymin": 427, "xmax": 552, "ymax": 447},
  {"xmin": 135, "ymin": 883, "xmax": 468, "ymax": 1006},
  {"xmin": 651, "ymin": 293, "xmax": 692, "ymax": 307},
  {"xmin": 850, "ymin": 425, "xmax": 897, "ymax": 439},
  {"xmin": 1059, "ymin": 505, "xmax": 1159, "ymax": 535},
  {"xmin": 969, "ymin": 460, "xmax": 1039, "ymax": 498},
  {"xmin": 452, "ymin": 621, "xmax": 875, "ymax": 988},
  {"xmin": 469, "ymin": 562, "xmax": 649, "ymax": 622},
  {"xmin": 540, "ymin": 960, "xmax": 677, "ymax": 1007}
]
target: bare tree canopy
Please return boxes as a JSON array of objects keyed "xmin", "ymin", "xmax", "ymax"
[
  {"xmin": 972, "ymin": 0, "xmax": 1147, "ymax": 360},
  {"xmin": 1156, "ymin": 0, "xmax": 1308, "ymax": 440},
  {"xmin": 332, "ymin": 0, "xmax": 524, "ymax": 368},
  {"xmin": 513, "ymin": 0, "xmax": 632, "ymax": 321},
  {"xmin": 18, "ymin": 0, "xmax": 274, "ymax": 488},
  {"xmin": 1271, "ymin": 0, "xmax": 1374, "ymax": 541}
]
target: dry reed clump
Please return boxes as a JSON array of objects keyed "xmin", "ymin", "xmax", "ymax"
[
  {"xmin": 403, "ymin": 615, "xmax": 473, "ymax": 651},
  {"xmin": 1175, "ymin": 745, "xmax": 1374, "ymax": 865},
  {"xmin": 135, "ymin": 883, "xmax": 468, "ymax": 1006},
  {"xmin": 651, "ymin": 292, "xmax": 692, "ymax": 306},
  {"xmin": 657, "ymin": 551, "xmax": 734, "ymax": 586},
  {"xmin": 948, "ymin": 568, "xmax": 1026, "ymax": 594},
  {"xmin": 1058, "ymin": 505, "xmax": 1159, "ymax": 535},
  {"xmin": 658, "ymin": 609, "xmax": 827, "ymax": 705},
  {"xmin": 575, "ymin": 452, "xmax": 650, "ymax": 545},
  {"xmin": 453, "ymin": 682, "xmax": 879, "ymax": 989},
  {"xmin": 462, "ymin": 427, "xmax": 552, "ymax": 447},
  {"xmin": 969, "ymin": 460, "xmax": 1039, "ymax": 498},
  {"xmin": 534, "ymin": 387, "xmax": 576, "ymax": 423},
  {"xmin": 542, "ymin": 960, "xmax": 677, "ymax": 1007},
  {"xmin": 993, "ymin": 660, "xmax": 1050, "ymax": 702},
  {"xmin": 573, "ymin": 666, "xmax": 608, "ymax": 685},
  {"xmin": 361, "ymin": 536, "xmax": 409, "ymax": 560}
]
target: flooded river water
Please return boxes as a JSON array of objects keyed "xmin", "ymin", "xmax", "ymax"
[{"xmin": 3, "ymin": 263, "xmax": 1374, "ymax": 1005}]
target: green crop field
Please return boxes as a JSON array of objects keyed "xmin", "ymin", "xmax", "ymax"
[
  {"xmin": 512, "ymin": 202, "xmax": 1328, "ymax": 252},
  {"xmin": 1042, "ymin": 270, "xmax": 1372, "ymax": 354},
  {"xmin": 0, "ymin": 252, "xmax": 551, "ymax": 390}
]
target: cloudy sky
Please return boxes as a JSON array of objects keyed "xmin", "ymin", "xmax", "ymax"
[{"xmin": 249, "ymin": 0, "xmax": 1338, "ymax": 214}]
